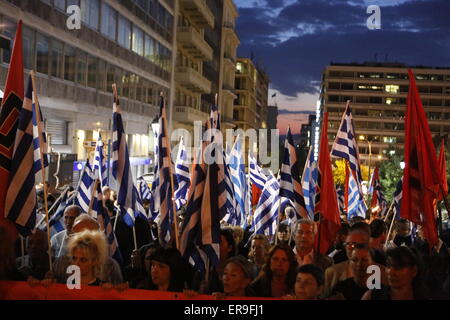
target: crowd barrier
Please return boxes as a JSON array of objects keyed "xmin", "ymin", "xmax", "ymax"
[{"xmin": 0, "ymin": 281, "xmax": 273, "ymax": 300}]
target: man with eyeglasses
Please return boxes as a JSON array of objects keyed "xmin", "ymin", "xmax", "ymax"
[
  {"xmin": 323, "ymin": 224, "xmax": 370, "ymax": 297},
  {"xmin": 293, "ymin": 219, "xmax": 333, "ymax": 271}
]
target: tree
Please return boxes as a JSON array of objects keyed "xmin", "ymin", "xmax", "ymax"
[
  {"xmin": 379, "ymin": 147, "xmax": 404, "ymax": 203},
  {"xmin": 332, "ymin": 159, "xmax": 370, "ymax": 187}
]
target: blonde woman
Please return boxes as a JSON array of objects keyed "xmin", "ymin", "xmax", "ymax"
[{"xmin": 67, "ymin": 230, "xmax": 108, "ymax": 286}]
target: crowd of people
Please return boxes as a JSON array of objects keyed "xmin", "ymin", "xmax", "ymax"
[{"xmin": 1, "ymin": 182, "xmax": 450, "ymax": 300}]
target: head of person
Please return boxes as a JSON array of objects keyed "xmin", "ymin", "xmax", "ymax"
[
  {"xmin": 220, "ymin": 227, "xmax": 237, "ymax": 262},
  {"xmin": 222, "ymin": 256, "xmax": 254, "ymax": 297},
  {"xmin": 385, "ymin": 246, "xmax": 426, "ymax": 298},
  {"xmin": 277, "ymin": 221, "xmax": 290, "ymax": 242},
  {"xmin": 344, "ymin": 227, "xmax": 370, "ymax": 261},
  {"xmin": 141, "ymin": 242, "xmax": 162, "ymax": 274},
  {"xmin": 249, "ymin": 234, "xmax": 270, "ymax": 266},
  {"xmin": 231, "ymin": 226, "xmax": 244, "ymax": 247},
  {"xmin": 260, "ymin": 243, "xmax": 297, "ymax": 289},
  {"xmin": 396, "ymin": 219, "xmax": 411, "ymax": 237},
  {"xmin": 335, "ymin": 223, "xmax": 350, "ymax": 248},
  {"xmin": 67, "ymin": 230, "xmax": 108, "ymax": 279},
  {"xmin": 295, "ymin": 219, "xmax": 317, "ymax": 253},
  {"xmin": 63, "ymin": 205, "xmax": 83, "ymax": 234},
  {"xmin": 102, "ymin": 186, "xmax": 111, "ymax": 200},
  {"xmin": 370, "ymin": 219, "xmax": 387, "ymax": 241},
  {"xmin": 72, "ymin": 214, "xmax": 100, "ymax": 234},
  {"xmin": 149, "ymin": 247, "xmax": 185, "ymax": 292},
  {"xmin": 295, "ymin": 264, "xmax": 324, "ymax": 300},
  {"xmin": 349, "ymin": 216, "xmax": 366, "ymax": 227},
  {"xmin": 350, "ymin": 246, "xmax": 374, "ymax": 284},
  {"xmin": 27, "ymin": 229, "xmax": 48, "ymax": 261}
]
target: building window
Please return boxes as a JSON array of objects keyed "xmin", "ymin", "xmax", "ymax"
[
  {"xmin": 1, "ymin": 17, "xmax": 16, "ymax": 64},
  {"xmin": 122, "ymin": 72, "xmax": 130, "ymax": 98},
  {"xmin": 46, "ymin": 119, "xmax": 67, "ymax": 145},
  {"xmin": 132, "ymin": 26, "xmax": 144, "ymax": 56},
  {"xmin": 236, "ymin": 62, "xmax": 243, "ymax": 74},
  {"xmin": 23, "ymin": 26, "xmax": 35, "ymax": 71},
  {"xmin": 118, "ymin": 15, "xmax": 131, "ymax": 49},
  {"xmin": 385, "ymin": 85, "xmax": 399, "ymax": 94},
  {"xmin": 97, "ymin": 59, "xmax": 106, "ymax": 91},
  {"xmin": 144, "ymin": 34, "xmax": 155, "ymax": 63},
  {"xmin": 50, "ymin": 39, "xmax": 64, "ymax": 79},
  {"xmin": 63, "ymin": 44, "xmax": 76, "ymax": 82},
  {"xmin": 81, "ymin": 0, "xmax": 99, "ymax": 30},
  {"xmin": 106, "ymin": 63, "xmax": 115, "ymax": 93},
  {"xmin": 87, "ymin": 55, "xmax": 97, "ymax": 89},
  {"xmin": 101, "ymin": 3, "xmax": 117, "ymax": 41},
  {"xmin": 36, "ymin": 33, "xmax": 49, "ymax": 75},
  {"xmin": 76, "ymin": 51, "xmax": 87, "ymax": 86}
]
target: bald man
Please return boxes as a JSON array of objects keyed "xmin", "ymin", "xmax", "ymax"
[
  {"xmin": 50, "ymin": 205, "xmax": 83, "ymax": 258},
  {"xmin": 50, "ymin": 214, "xmax": 124, "ymax": 285}
]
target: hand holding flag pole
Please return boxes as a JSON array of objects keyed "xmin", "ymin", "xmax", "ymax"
[{"xmin": 31, "ymin": 71, "xmax": 52, "ymax": 273}]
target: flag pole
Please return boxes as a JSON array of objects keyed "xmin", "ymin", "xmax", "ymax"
[
  {"xmin": 31, "ymin": 71, "xmax": 52, "ymax": 273},
  {"xmin": 160, "ymin": 92, "xmax": 180, "ymax": 250},
  {"xmin": 87, "ymin": 179, "xmax": 100, "ymax": 217},
  {"xmin": 35, "ymin": 185, "xmax": 70, "ymax": 229},
  {"xmin": 383, "ymin": 201, "xmax": 396, "ymax": 222},
  {"xmin": 275, "ymin": 169, "xmax": 281, "ymax": 245},
  {"xmin": 132, "ymin": 225, "xmax": 138, "ymax": 251},
  {"xmin": 384, "ymin": 209, "xmax": 396, "ymax": 250}
]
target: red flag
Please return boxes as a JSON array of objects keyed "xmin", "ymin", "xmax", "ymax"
[
  {"xmin": 251, "ymin": 183, "xmax": 262, "ymax": 206},
  {"xmin": 438, "ymin": 139, "xmax": 448, "ymax": 201},
  {"xmin": 0, "ymin": 20, "xmax": 24, "ymax": 241},
  {"xmin": 402, "ymin": 69, "xmax": 440, "ymax": 248},
  {"xmin": 315, "ymin": 112, "xmax": 341, "ymax": 254}
]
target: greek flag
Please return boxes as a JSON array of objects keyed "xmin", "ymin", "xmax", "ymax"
[
  {"xmin": 221, "ymin": 149, "xmax": 236, "ymax": 225},
  {"xmin": 174, "ymin": 136, "xmax": 190, "ymax": 210},
  {"xmin": 253, "ymin": 171, "xmax": 286, "ymax": 237},
  {"xmin": 301, "ymin": 146, "xmax": 318, "ymax": 220},
  {"xmin": 249, "ymin": 152, "xmax": 266, "ymax": 190},
  {"xmin": 153, "ymin": 95, "xmax": 178, "ymax": 243},
  {"xmin": 74, "ymin": 160, "xmax": 96, "ymax": 214},
  {"xmin": 331, "ymin": 102, "xmax": 364, "ymax": 194},
  {"xmin": 393, "ymin": 178, "xmax": 403, "ymax": 219},
  {"xmin": 347, "ymin": 171, "xmax": 367, "ymax": 219},
  {"xmin": 228, "ymin": 136, "xmax": 247, "ymax": 227},
  {"xmin": 31, "ymin": 86, "xmax": 48, "ymax": 175},
  {"xmin": 138, "ymin": 177, "xmax": 152, "ymax": 201},
  {"xmin": 112, "ymin": 85, "xmax": 146, "ymax": 227},
  {"xmin": 280, "ymin": 128, "xmax": 307, "ymax": 220},
  {"xmin": 5, "ymin": 76, "xmax": 38, "ymax": 236},
  {"xmin": 336, "ymin": 185, "xmax": 346, "ymax": 216},
  {"xmin": 369, "ymin": 168, "xmax": 387, "ymax": 216},
  {"xmin": 93, "ymin": 133, "xmax": 108, "ymax": 188},
  {"xmin": 179, "ymin": 143, "xmax": 209, "ymax": 275},
  {"xmin": 45, "ymin": 188, "xmax": 69, "ymax": 237}
]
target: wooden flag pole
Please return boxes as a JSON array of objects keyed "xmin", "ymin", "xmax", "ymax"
[
  {"xmin": 87, "ymin": 179, "xmax": 100, "ymax": 217},
  {"xmin": 275, "ymin": 169, "xmax": 281, "ymax": 245},
  {"xmin": 160, "ymin": 92, "xmax": 180, "ymax": 250},
  {"xmin": 35, "ymin": 185, "xmax": 70, "ymax": 229},
  {"xmin": 384, "ymin": 209, "xmax": 397, "ymax": 250},
  {"xmin": 20, "ymin": 235, "xmax": 25, "ymax": 268},
  {"xmin": 31, "ymin": 71, "xmax": 52, "ymax": 273},
  {"xmin": 132, "ymin": 225, "xmax": 138, "ymax": 251},
  {"xmin": 383, "ymin": 201, "xmax": 396, "ymax": 222}
]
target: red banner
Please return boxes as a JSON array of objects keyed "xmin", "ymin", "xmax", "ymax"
[{"xmin": 0, "ymin": 281, "xmax": 274, "ymax": 300}]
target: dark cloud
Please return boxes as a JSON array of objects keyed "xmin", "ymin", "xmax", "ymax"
[{"xmin": 236, "ymin": 0, "xmax": 450, "ymax": 97}]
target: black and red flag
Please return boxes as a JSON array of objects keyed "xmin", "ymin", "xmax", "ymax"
[
  {"xmin": 0, "ymin": 20, "xmax": 24, "ymax": 240},
  {"xmin": 401, "ymin": 69, "xmax": 441, "ymax": 248},
  {"xmin": 437, "ymin": 139, "xmax": 448, "ymax": 201},
  {"xmin": 315, "ymin": 112, "xmax": 341, "ymax": 255}
]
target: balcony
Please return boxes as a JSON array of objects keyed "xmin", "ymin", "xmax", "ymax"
[
  {"xmin": 172, "ymin": 106, "xmax": 209, "ymax": 123},
  {"xmin": 223, "ymin": 22, "xmax": 240, "ymax": 44},
  {"xmin": 177, "ymin": 26, "xmax": 213, "ymax": 61},
  {"xmin": 180, "ymin": 0, "xmax": 215, "ymax": 29},
  {"xmin": 176, "ymin": 66, "xmax": 212, "ymax": 93},
  {"xmin": 223, "ymin": 84, "xmax": 237, "ymax": 100}
]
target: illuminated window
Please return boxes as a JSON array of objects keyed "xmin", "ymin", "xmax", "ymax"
[
  {"xmin": 236, "ymin": 62, "xmax": 243, "ymax": 73},
  {"xmin": 385, "ymin": 85, "xmax": 400, "ymax": 94}
]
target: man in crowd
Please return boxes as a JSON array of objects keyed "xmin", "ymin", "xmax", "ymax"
[{"xmin": 50, "ymin": 205, "xmax": 83, "ymax": 258}]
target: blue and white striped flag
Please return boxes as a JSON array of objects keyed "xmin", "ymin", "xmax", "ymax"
[
  {"xmin": 174, "ymin": 136, "xmax": 190, "ymax": 210},
  {"xmin": 336, "ymin": 185, "xmax": 346, "ymax": 216},
  {"xmin": 74, "ymin": 160, "xmax": 96, "ymax": 214},
  {"xmin": 112, "ymin": 85, "xmax": 147, "ymax": 227},
  {"xmin": 280, "ymin": 127, "xmax": 307, "ymax": 220},
  {"xmin": 228, "ymin": 136, "xmax": 247, "ymax": 227},
  {"xmin": 5, "ymin": 75, "xmax": 38, "ymax": 236},
  {"xmin": 31, "ymin": 86, "xmax": 48, "ymax": 175},
  {"xmin": 249, "ymin": 152, "xmax": 266, "ymax": 190},
  {"xmin": 347, "ymin": 170, "xmax": 367, "ymax": 219},
  {"xmin": 221, "ymin": 149, "xmax": 236, "ymax": 225},
  {"xmin": 301, "ymin": 146, "xmax": 318, "ymax": 220},
  {"xmin": 253, "ymin": 171, "xmax": 288, "ymax": 237},
  {"xmin": 393, "ymin": 177, "xmax": 403, "ymax": 219},
  {"xmin": 153, "ymin": 95, "xmax": 178, "ymax": 243},
  {"xmin": 331, "ymin": 102, "xmax": 364, "ymax": 195},
  {"xmin": 138, "ymin": 177, "xmax": 152, "ymax": 201},
  {"xmin": 93, "ymin": 133, "xmax": 108, "ymax": 188},
  {"xmin": 44, "ymin": 188, "xmax": 69, "ymax": 237}
]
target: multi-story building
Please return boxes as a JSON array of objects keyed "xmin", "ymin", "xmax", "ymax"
[
  {"xmin": 0, "ymin": 0, "xmax": 175, "ymax": 184},
  {"xmin": 266, "ymin": 104, "xmax": 278, "ymax": 155},
  {"xmin": 172, "ymin": 0, "xmax": 239, "ymax": 140},
  {"xmin": 321, "ymin": 62, "xmax": 450, "ymax": 165},
  {"xmin": 234, "ymin": 57, "xmax": 270, "ymax": 157}
]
